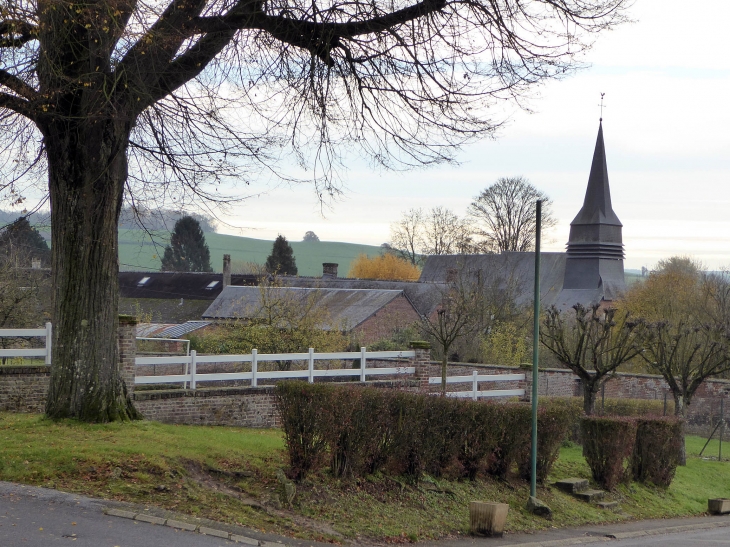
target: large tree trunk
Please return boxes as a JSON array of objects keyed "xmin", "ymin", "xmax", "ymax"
[{"xmin": 42, "ymin": 117, "xmax": 139, "ymax": 421}]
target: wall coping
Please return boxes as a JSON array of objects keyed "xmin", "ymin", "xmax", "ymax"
[{"xmin": 0, "ymin": 365, "xmax": 50, "ymax": 375}]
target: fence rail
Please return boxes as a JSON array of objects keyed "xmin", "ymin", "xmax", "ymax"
[
  {"xmin": 0, "ymin": 323, "xmax": 52, "ymax": 365},
  {"xmin": 429, "ymin": 371, "xmax": 525, "ymax": 400},
  {"xmin": 135, "ymin": 348, "xmax": 416, "ymax": 389}
]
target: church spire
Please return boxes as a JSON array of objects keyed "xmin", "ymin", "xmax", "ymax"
[{"xmin": 570, "ymin": 121, "xmax": 622, "ymax": 227}]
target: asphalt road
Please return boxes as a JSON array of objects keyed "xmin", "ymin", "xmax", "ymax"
[
  {"xmin": 0, "ymin": 483, "xmax": 243, "ymax": 546},
  {"xmin": 608, "ymin": 527, "xmax": 730, "ymax": 546}
]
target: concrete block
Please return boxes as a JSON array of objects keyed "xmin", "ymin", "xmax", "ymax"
[
  {"xmin": 574, "ymin": 489, "xmax": 605, "ymax": 503},
  {"xmin": 166, "ymin": 519, "xmax": 198, "ymax": 531},
  {"xmin": 708, "ymin": 498, "xmax": 730, "ymax": 515},
  {"xmin": 105, "ymin": 509, "xmax": 137, "ymax": 519},
  {"xmin": 135, "ymin": 514, "xmax": 167, "ymax": 525},
  {"xmin": 469, "ymin": 501, "xmax": 509, "ymax": 537},
  {"xmin": 200, "ymin": 526, "xmax": 230, "ymax": 539},
  {"xmin": 231, "ymin": 534, "xmax": 260, "ymax": 545},
  {"xmin": 554, "ymin": 478, "xmax": 589, "ymax": 494}
]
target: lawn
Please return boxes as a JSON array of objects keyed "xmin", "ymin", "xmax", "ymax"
[{"xmin": 1, "ymin": 412, "xmax": 728, "ymax": 543}]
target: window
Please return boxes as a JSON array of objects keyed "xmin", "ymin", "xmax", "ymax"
[
  {"xmin": 137, "ymin": 277, "xmax": 150, "ymax": 286},
  {"xmin": 206, "ymin": 280, "xmax": 219, "ymax": 289}
]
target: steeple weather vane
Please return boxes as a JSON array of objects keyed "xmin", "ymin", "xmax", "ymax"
[{"xmin": 599, "ymin": 92, "xmax": 606, "ymax": 121}]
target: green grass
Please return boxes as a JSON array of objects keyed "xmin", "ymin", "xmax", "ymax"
[
  {"xmin": 1, "ymin": 412, "xmax": 729, "ymax": 542},
  {"xmin": 118, "ymin": 229, "xmax": 384, "ymax": 276}
]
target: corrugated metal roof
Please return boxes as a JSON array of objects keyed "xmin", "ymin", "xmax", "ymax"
[
  {"xmin": 275, "ymin": 277, "xmax": 445, "ymax": 317},
  {"xmin": 156, "ymin": 321, "xmax": 211, "ymax": 339},
  {"xmin": 203, "ymin": 286, "xmax": 413, "ymax": 330}
]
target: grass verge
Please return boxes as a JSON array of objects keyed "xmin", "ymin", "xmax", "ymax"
[{"xmin": 1, "ymin": 412, "xmax": 729, "ymax": 543}]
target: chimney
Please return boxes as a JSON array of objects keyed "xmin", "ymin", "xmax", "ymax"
[
  {"xmin": 31, "ymin": 258, "xmax": 41, "ymax": 269},
  {"xmin": 223, "ymin": 254, "xmax": 231, "ymax": 288},
  {"xmin": 322, "ymin": 263, "xmax": 338, "ymax": 279}
]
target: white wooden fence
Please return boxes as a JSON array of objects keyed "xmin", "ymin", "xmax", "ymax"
[
  {"xmin": 0, "ymin": 323, "xmax": 52, "ymax": 365},
  {"xmin": 135, "ymin": 348, "xmax": 416, "ymax": 389},
  {"xmin": 428, "ymin": 371, "xmax": 525, "ymax": 400}
]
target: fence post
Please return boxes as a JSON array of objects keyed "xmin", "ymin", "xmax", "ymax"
[
  {"xmin": 118, "ymin": 315, "xmax": 138, "ymax": 399},
  {"xmin": 190, "ymin": 350, "xmax": 197, "ymax": 390},
  {"xmin": 360, "ymin": 347, "xmax": 367, "ymax": 382},
  {"xmin": 308, "ymin": 348, "xmax": 314, "ymax": 383},
  {"xmin": 252, "ymin": 349, "xmax": 258, "ymax": 388},
  {"xmin": 473, "ymin": 370, "xmax": 478, "ymax": 401},
  {"xmin": 44, "ymin": 322, "xmax": 52, "ymax": 365},
  {"xmin": 409, "ymin": 341, "xmax": 432, "ymax": 392}
]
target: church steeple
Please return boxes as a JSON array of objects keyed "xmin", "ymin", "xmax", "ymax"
[
  {"xmin": 570, "ymin": 122, "xmax": 622, "ymax": 227},
  {"xmin": 561, "ymin": 121, "xmax": 626, "ymax": 298}
]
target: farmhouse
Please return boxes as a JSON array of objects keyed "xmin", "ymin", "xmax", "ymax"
[{"xmin": 202, "ymin": 285, "xmax": 421, "ymax": 345}]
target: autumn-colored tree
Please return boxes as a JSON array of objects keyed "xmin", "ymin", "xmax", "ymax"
[{"xmin": 348, "ymin": 253, "xmax": 420, "ymax": 281}]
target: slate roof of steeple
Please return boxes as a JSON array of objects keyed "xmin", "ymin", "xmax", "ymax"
[{"xmin": 570, "ymin": 122, "xmax": 622, "ymax": 227}]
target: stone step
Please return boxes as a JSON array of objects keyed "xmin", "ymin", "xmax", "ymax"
[
  {"xmin": 554, "ymin": 478, "xmax": 589, "ymax": 494},
  {"xmin": 574, "ymin": 489, "xmax": 606, "ymax": 503},
  {"xmin": 596, "ymin": 501, "xmax": 619, "ymax": 511}
]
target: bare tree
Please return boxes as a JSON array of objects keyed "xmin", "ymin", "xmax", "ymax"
[
  {"xmin": 390, "ymin": 206, "xmax": 473, "ymax": 263},
  {"xmin": 468, "ymin": 177, "xmax": 556, "ymax": 253},
  {"xmin": 0, "ymin": 0, "xmax": 629, "ymax": 421},
  {"xmin": 540, "ymin": 304, "xmax": 644, "ymax": 415},
  {"xmin": 390, "ymin": 208, "xmax": 424, "ymax": 265},
  {"xmin": 420, "ymin": 263, "xmax": 521, "ymax": 393},
  {"xmin": 422, "ymin": 207, "xmax": 474, "ymax": 256}
]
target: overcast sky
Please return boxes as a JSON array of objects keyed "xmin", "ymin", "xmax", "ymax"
[{"xmin": 213, "ymin": 0, "xmax": 730, "ymax": 271}]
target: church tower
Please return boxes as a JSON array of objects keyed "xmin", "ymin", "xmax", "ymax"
[{"xmin": 562, "ymin": 121, "xmax": 626, "ymax": 300}]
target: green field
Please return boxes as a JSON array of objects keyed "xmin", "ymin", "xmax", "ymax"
[{"xmin": 118, "ymin": 229, "xmax": 385, "ymax": 276}]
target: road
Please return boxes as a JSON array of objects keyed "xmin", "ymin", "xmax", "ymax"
[{"xmin": 0, "ymin": 482, "xmax": 258, "ymax": 546}]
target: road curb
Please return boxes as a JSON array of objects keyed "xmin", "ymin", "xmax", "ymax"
[
  {"xmin": 103, "ymin": 506, "xmax": 272, "ymax": 545},
  {"xmin": 501, "ymin": 518, "xmax": 730, "ymax": 546}
]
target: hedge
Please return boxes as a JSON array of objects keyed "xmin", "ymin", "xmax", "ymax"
[
  {"xmin": 275, "ymin": 382, "xmax": 572, "ymax": 483},
  {"xmin": 632, "ymin": 417, "xmax": 683, "ymax": 486},
  {"xmin": 581, "ymin": 416, "xmax": 637, "ymax": 490}
]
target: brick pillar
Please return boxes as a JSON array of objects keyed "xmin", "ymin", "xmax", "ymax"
[
  {"xmin": 118, "ymin": 315, "xmax": 138, "ymax": 397},
  {"xmin": 410, "ymin": 341, "xmax": 432, "ymax": 392}
]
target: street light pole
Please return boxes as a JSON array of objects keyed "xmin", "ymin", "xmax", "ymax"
[{"xmin": 530, "ymin": 199, "xmax": 542, "ymax": 498}]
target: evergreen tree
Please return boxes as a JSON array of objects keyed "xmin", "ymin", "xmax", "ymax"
[
  {"xmin": 0, "ymin": 217, "xmax": 51, "ymax": 268},
  {"xmin": 266, "ymin": 235, "xmax": 298, "ymax": 275},
  {"xmin": 160, "ymin": 216, "xmax": 213, "ymax": 272}
]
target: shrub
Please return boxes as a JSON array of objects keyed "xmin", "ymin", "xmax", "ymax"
[
  {"xmin": 581, "ymin": 416, "xmax": 637, "ymax": 490},
  {"xmin": 454, "ymin": 402, "xmax": 502, "ymax": 480},
  {"xmin": 632, "ymin": 417, "xmax": 683, "ymax": 487},
  {"xmin": 488, "ymin": 404, "xmax": 532, "ymax": 480},
  {"xmin": 517, "ymin": 401, "xmax": 574, "ymax": 483},
  {"xmin": 275, "ymin": 381, "xmax": 333, "ymax": 481}
]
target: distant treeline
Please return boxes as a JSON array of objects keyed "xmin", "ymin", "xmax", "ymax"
[{"xmin": 0, "ymin": 208, "xmax": 217, "ymax": 233}]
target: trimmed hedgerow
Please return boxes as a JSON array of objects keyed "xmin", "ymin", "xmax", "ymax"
[
  {"xmin": 517, "ymin": 401, "xmax": 574, "ymax": 484},
  {"xmin": 275, "ymin": 382, "xmax": 333, "ymax": 481},
  {"xmin": 632, "ymin": 417, "xmax": 683, "ymax": 487},
  {"xmin": 488, "ymin": 404, "xmax": 532, "ymax": 480},
  {"xmin": 581, "ymin": 416, "xmax": 637, "ymax": 490},
  {"xmin": 455, "ymin": 401, "xmax": 502, "ymax": 480}
]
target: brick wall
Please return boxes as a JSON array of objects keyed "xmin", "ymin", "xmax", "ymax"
[
  {"xmin": 0, "ymin": 366, "xmax": 49, "ymax": 412},
  {"xmin": 134, "ymin": 386, "xmax": 280, "ymax": 427},
  {"xmin": 353, "ymin": 294, "xmax": 421, "ymax": 345}
]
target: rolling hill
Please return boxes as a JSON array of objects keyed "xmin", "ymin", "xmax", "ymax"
[{"xmin": 118, "ymin": 229, "xmax": 385, "ymax": 276}]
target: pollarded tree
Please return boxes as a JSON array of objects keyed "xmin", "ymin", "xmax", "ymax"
[
  {"xmin": 541, "ymin": 304, "xmax": 644, "ymax": 415},
  {"xmin": 468, "ymin": 177, "xmax": 557, "ymax": 253},
  {"xmin": 0, "ymin": 0, "xmax": 629, "ymax": 421},
  {"xmin": 266, "ymin": 235, "xmax": 298, "ymax": 276},
  {"xmin": 160, "ymin": 215, "xmax": 213, "ymax": 272}
]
